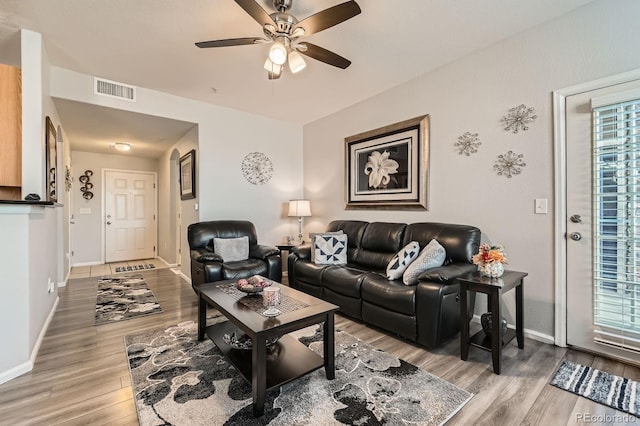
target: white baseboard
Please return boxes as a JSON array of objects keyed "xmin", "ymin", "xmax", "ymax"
[
  {"xmin": 0, "ymin": 360, "xmax": 32, "ymax": 386},
  {"xmin": 71, "ymin": 260, "xmax": 103, "ymax": 267},
  {"xmin": 0, "ymin": 296, "xmax": 59, "ymax": 386},
  {"xmin": 156, "ymin": 256, "xmax": 177, "ymax": 268},
  {"xmin": 471, "ymin": 314, "xmax": 555, "ymax": 345},
  {"xmin": 178, "ymin": 271, "xmax": 191, "ymax": 284}
]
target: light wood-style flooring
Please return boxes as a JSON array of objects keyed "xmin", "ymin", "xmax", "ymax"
[{"xmin": 0, "ymin": 269, "xmax": 638, "ymax": 425}]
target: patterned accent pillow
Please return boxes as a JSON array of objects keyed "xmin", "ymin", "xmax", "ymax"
[
  {"xmin": 314, "ymin": 234, "xmax": 348, "ymax": 265},
  {"xmin": 386, "ymin": 241, "xmax": 421, "ymax": 280},
  {"xmin": 213, "ymin": 236, "xmax": 249, "ymax": 262},
  {"xmin": 309, "ymin": 231, "xmax": 344, "ymax": 262},
  {"xmin": 402, "ymin": 239, "xmax": 446, "ymax": 285}
]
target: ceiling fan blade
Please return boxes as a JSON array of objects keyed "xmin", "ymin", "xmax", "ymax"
[
  {"xmin": 195, "ymin": 37, "xmax": 264, "ymax": 48},
  {"xmin": 293, "ymin": 1, "xmax": 361, "ymax": 36},
  {"xmin": 234, "ymin": 0, "xmax": 277, "ymax": 28},
  {"xmin": 297, "ymin": 43, "xmax": 351, "ymax": 69}
]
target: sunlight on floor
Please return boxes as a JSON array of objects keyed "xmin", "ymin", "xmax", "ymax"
[{"xmin": 69, "ymin": 258, "xmax": 169, "ymax": 278}]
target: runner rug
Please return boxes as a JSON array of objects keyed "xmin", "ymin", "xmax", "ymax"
[
  {"xmin": 95, "ymin": 275, "xmax": 162, "ymax": 325},
  {"xmin": 550, "ymin": 360, "xmax": 639, "ymax": 417},
  {"xmin": 124, "ymin": 321, "xmax": 473, "ymax": 425},
  {"xmin": 115, "ymin": 263, "xmax": 156, "ymax": 273}
]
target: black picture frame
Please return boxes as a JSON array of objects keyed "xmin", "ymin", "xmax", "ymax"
[
  {"xmin": 345, "ymin": 115, "xmax": 429, "ymax": 210},
  {"xmin": 180, "ymin": 149, "xmax": 196, "ymax": 200},
  {"xmin": 45, "ymin": 116, "xmax": 58, "ymax": 202}
]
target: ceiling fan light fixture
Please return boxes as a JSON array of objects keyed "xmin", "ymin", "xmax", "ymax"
[
  {"xmin": 288, "ymin": 50, "xmax": 306, "ymax": 73},
  {"xmin": 269, "ymin": 39, "xmax": 288, "ymax": 65}
]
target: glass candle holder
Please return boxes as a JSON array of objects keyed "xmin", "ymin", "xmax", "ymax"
[{"xmin": 262, "ymin": 287, "xmax": 281, "ymax": 317}]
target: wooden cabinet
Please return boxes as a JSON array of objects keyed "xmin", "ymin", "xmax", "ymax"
[{"xmin": 0, "ymin": 64, "xmax": 22, "ymax": 200}]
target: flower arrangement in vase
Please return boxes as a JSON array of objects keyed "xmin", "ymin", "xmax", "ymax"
[{"xmin": 472, "ymin": 243, "xmax": 507, "ymax": 278}]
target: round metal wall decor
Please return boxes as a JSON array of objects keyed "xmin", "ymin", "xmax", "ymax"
[{"xmin": 241, "ymin": 152, "xmax": 273, "ymax": 185}]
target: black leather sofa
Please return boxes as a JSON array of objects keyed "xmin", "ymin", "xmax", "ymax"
[
  {"xmin": 188, "ymin": 220, "xmax": 282, "ymax": 292},
  {"xmin": 288, "ymin": 220, "xmax": 481, "ymax": 348}
]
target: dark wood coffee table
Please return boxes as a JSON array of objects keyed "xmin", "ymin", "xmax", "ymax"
[{"xmin": 197, "ymin": 280, "xmax": 339, "ymax": 417}]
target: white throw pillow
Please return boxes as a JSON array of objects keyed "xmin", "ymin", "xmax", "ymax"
[
  {"xmin": 213, "ymin": 236, "xmax": 249, "ymax": 262},
  {"xmin": 386, "ymin": 241, "xmax": 420, "ymax": 280},
  {"xmin": 309, "ymin": 230, "xmax": 344, "ymax": 262},
  {"xmin": 402, "ymin": 239, "xmax": 446, "ymax": 285},
  {"xmin": 314, "ymin": 234, "xmax": 348, "ymax": 265}
]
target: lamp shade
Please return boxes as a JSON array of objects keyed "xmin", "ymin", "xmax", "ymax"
[
  {"xmin": 288, "ymin": 200, "xmax": 311, "ymax": 217},
  {"xmin": 288, "ymin": 51, "xmax": 306, "ymax": 74},
  {"xmin": 269, "ymin": 41, "xmax": 288, "ymax": 65}
]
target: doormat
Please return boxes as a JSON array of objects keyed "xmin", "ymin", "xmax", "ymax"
[
  {"xmin": 115, "ymin": 263, "xmax": 156, "ymax": 273},
  {"xmin": 550, "ymin": 360, "xmax": 639, "ymax": 417},
  {"xmin": 95, "ymin": 275, "xmax": 162, "ymax": 325},
  {"xmin": 125, "ymin": 321, "xmax": 473, "ymax": 425}
]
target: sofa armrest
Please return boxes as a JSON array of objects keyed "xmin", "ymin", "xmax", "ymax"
[
  {"xmin": 417, "ymin": 263, "xmax": 476, "ymax": 284},
  {"xmin": 190, "ymin": 248, "xmax": 223, "ymax": 263},
  {"xmin": 290, "ymin": 244, "xmax": 312, "ymax": 261},
  {"xmin": 250, "ymin": 244, "xmax": 280, "ymax": 260}
]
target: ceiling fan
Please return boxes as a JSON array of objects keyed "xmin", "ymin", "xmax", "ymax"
[{"xmin": 195, "ymin": 0, "xmax": 361, "ymax": 79}]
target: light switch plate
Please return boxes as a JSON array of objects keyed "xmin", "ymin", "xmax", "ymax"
[{"xmin": 535, "ymin": 198, "xmax": 548, "ymax": 214}]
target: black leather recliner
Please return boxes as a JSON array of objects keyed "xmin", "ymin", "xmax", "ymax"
[{"xmin": 188, "ymin": 220, "xmax": 282, "ymax": 292}]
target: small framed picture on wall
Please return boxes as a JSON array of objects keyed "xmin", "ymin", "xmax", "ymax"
[{"xmin": 180, "ymin": 149, "xmax": 196, "ymax": 200}]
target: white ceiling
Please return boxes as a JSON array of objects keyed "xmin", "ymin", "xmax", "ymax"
[{"xmin": 0, "ymin": 0, "xmax": 596, "ymax": 157}]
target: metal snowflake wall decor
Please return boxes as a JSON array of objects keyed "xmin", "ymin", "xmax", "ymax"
[
  {"xmin": 501, "ymin": 104, "xmax": 537, "ymax": 133},
  {"xmin": 494, "ymin": 151, "xmax": 526, "ymax": 178},
  {"xmin": 455, "ymin": 132, "xmax": 481, "ymax": 156}
]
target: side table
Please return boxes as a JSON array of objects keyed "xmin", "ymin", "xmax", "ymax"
[
  {"xmin": 458, "ymin": 270, "xmax": 528, "ymax": 374},
  {"xmin": 276, "ymin": 244, "xmax": 295, "ymax": 257}
]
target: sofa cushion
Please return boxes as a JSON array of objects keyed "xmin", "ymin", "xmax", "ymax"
[
  {"xmin": 322, "ymin": 266, "xmax": 369, "ymax": 298},
  {"xmin": 354, "ymin": 222, "xmax": 406, "ymax": 270},
  {"xmin": 314, "ymin": 234, "xmax": 348, "ymax": 265},
  {"xmin": 402, "ymin": 222, "xmax": 480, "ymax": 265},
  {"xmin": 326, "ymin": 220, "xmax": 369, "ymax": 262},
  {"xmin": 221, "ymin": 258, "xmax": 267, "ymax": 280},
  {"xmin": 386, "ymin": 241, "xmax": 420, "ymax": 280},
  {"xmin": 309, "ymin": 230, "xmax": 343, "ymax": 263},
  {"xmin": 402, "ymin": 239, "xmax": 446, "ymax": 285},
  {"xmin": 361, "ymin": 274, "xmax": 416, "ymax": 315},
  {"xmin": 214, "ymin": 236, "xmax": 249, "ymax": 262}
]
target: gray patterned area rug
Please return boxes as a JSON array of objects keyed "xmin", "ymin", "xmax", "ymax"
[
  {"xmin": 551, "ymin": 360, "xmax": 639, "ymax": 417},
  {"xmin": 125, "ymin": 321, "xmax": 473, "ymax": 425},
  {"xmin": 95, "ymin": 275, "xmax": 162, "ymax": 325}
]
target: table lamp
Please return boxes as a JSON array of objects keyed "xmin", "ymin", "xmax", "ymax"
[{"xmin": 288, "ymin": 199, "xmax": 312, "ymax": 244}]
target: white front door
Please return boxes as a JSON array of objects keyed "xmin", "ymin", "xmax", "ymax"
[
  {"xmin": 566, "ymin": 79, "xmax": 640, "ymax": 364},
  {"xmin": 105, "ymin": 170, "xmax": 157, "ymax": 262}
]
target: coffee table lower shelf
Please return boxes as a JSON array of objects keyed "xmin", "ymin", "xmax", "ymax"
[{"xmin": 205, "ymin": 321, "xmax": 324, "ymax": 390}]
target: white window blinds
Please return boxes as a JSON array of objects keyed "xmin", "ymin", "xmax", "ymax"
[{"xmin": 592, "ymin": 98, "xmax": 640, "ymax": 353}]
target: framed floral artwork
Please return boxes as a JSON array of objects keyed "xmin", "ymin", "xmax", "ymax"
[
  {"xmin": 180, "ymin": 149, "xmax": 196, "ymax": 200},
  {"xmin": 345, "ymin": 115, "xmax": 429, "ymax": 210}
]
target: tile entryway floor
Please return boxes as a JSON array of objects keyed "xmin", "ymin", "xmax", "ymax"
[{"xmin": 69, "ymin": 258, "xmax": 169, "ymax": 279}]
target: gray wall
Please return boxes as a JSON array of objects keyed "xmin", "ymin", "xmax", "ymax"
[
  {"xmin": 302, "ymin": 0, "xmax": 640, "ymax": 340},
  {"xmin": 158, "ymin": 125, "xmax": 199, "ymax": 277},
  {"xmin": 70, "ymin": 151, "xmax": 158, "ymax": 265}
]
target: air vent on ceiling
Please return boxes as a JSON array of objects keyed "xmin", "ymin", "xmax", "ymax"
[{"xmin": 94, "ymin": 77, "xmax": 136, "ymax": 102}]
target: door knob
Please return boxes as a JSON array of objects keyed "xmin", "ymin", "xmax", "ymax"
[
  {"xmin": 106, "ymin": 221, "xmax": 112, "ymax": 225},
  {"xmin": 570, "ymin": 232, "xmax": 582, "ymax": 241},
  {"xmin": 570, "ymin": 215, "xmax": 582, "ymax": 223}
]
